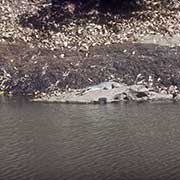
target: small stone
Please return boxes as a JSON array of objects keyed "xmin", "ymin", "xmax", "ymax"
[
  {"xmin": 60, "ymin": 54, "xmax": 65, "ymax": 58},
  {"xmin": 132, "ymin": 51, "xmax": 136, "ymax": 55}
]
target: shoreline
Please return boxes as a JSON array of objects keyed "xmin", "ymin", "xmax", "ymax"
[
  {"xmin": 32, "ymin": 82, "xmax": 180, "ymax": 104},
  {"xmin": 1, "ymin": 37, "xmax": 180, "ymax": 102},
  {"xmin": 1, "ymin": 0, "xmax": 180, "ymax": 102}
]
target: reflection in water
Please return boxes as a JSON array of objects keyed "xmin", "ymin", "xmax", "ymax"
[{"xmin": 1, "ymin": 97, "xmax": 180, "ymax": 180}]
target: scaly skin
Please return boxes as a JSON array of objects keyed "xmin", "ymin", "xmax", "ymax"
[{"xmin": 79, "ymin": 81, "xmax": 122, "ymax": 95}]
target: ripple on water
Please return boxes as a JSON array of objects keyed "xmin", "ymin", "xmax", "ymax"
[{"xmin": 1, "ymin": 98, "xmax": 180, "ymax": 180}]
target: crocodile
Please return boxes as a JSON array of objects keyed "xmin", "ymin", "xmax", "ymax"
[{"xmin": 77, "ymin": 81, "xmax": 122, "ymax": 95}]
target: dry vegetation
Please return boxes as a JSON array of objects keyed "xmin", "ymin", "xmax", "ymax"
[{"xmin": 0, "ymin": 0, "xmax": 180, "ymax": 50}]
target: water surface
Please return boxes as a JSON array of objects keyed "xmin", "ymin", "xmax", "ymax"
[{"xmin": 1, "ymin": 97, "xmax": 180, "ymax": 180}]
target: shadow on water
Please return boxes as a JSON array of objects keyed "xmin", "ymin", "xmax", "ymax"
[{"xmin": 1, "ymin": 96, "xmax": 180, "ymax": 180}]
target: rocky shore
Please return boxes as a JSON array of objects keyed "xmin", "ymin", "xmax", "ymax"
[
  {"xmin": 1, "ymin": 0, "xmax": 180, "ymax": 104},
  {"xmin": 1, "ymin": 40, "xmax": 180, "ymax": 104}
]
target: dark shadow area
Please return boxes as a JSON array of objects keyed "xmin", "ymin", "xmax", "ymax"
[{"xmin": 19, "ymin": 0, "xmax": 145, "ymax": 32}]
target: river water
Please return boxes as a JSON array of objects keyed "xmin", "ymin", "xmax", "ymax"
[{"xmin": 1, "ymin": 96, "xmax": 180, "ymax": 180}]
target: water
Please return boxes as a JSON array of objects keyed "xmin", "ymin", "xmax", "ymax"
[{"xmin": 1, "ymin": 96, "xmax": 180, "ymax": 180}]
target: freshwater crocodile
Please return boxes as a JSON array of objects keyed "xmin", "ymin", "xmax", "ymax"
[{"xmin": 77, "ymin": 81, "xmax": 122, "ymax": 95}]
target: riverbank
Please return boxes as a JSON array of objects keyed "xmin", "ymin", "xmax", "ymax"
[
  {"xmin": 1, "ymin": 41, "xmax": 180, "ymax": 97},
  {"xmin": 1, "ymin": 0, "xmax": 180, "ymax": 102}
]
